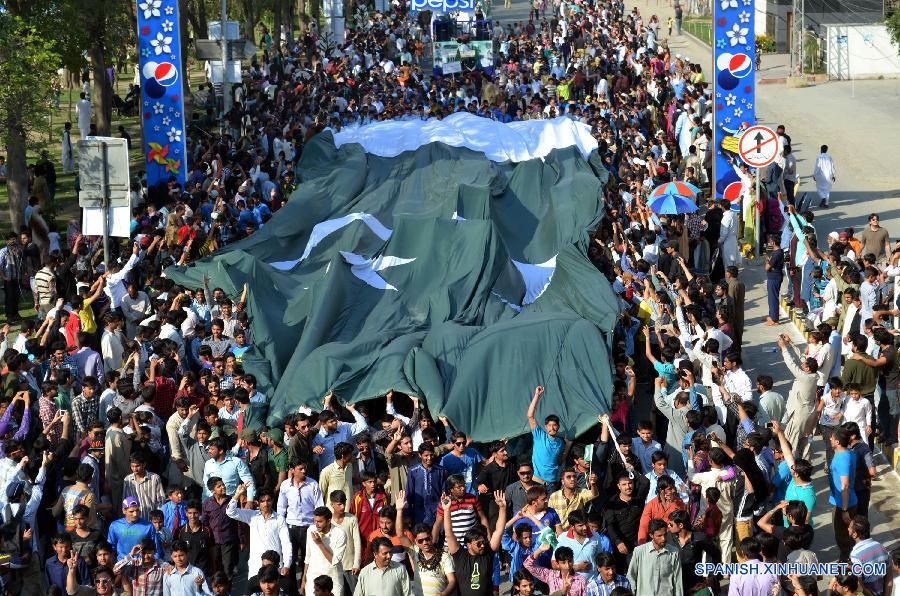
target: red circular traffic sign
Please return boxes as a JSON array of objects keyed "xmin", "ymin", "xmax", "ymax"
[{"xmin": 738, "ymin": 125, "xmax": 780, "ymax": 168}]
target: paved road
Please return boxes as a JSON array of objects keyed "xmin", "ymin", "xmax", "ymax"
[{"xmin": 491, "ymin": 0, "xmax": 900, "ymax": 567}]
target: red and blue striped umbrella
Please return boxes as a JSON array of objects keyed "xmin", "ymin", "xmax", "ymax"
[{"xmin": 647, "ymin": 180, "xmax": 701, "ymax": 214}]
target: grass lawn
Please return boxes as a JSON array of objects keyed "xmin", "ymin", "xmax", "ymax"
[
  {"xmin": 683, "ymin": 17, "xmax": 712, "ymax": 47},
  {"xmin": 0, "ymin": 61, "xmax": 208, "ymax": 323}
]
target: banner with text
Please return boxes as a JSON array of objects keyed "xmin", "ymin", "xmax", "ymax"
[
  {"xmin": 713, "ymin": 0, "xmax": 755, "ymax": 211},
  {"xmin": 411, "ymin": 0, "xmax": 475, "ymax": 11},
  {"xmin": 136, "ymin": 0, "xmax": 188, "ymax": 191}
]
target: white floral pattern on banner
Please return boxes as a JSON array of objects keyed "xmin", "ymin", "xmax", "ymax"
[
  {"xmin": 727, "ymin": 23, "xmax": 748, "ymax": 46},
  {"xmin": 167, "ymin": 127, "xmax": 182, "ymax": 143},
  {"xmin": 720, "ymin": 0, "xmax": 737, "ymax": 9},
  {"xmin": 153, "ymin": 102, "xmax": 164, "ymax": 114},
  {"xmin": 151, "ymin": 32, "xmax": 172, "ymax": 55},
  {"xmin": 139, "ymin": 0, "xmax": 161, "ymax": 19},
  {"xmin": 162, "ymin": 19, "xmax": 174, "ymax": 32}
]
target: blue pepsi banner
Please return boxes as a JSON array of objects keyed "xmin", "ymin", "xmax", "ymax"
[
  {"xmin": 137, "ymin": 0, "xmax": 188, "ymax": 191},
  {"xmin": 713, "ymin": 0, "xmax": 755, "ymax": 210},
  {"xmin": 411, "ymin": 0, "xmax": 475, "ymax": 12}
]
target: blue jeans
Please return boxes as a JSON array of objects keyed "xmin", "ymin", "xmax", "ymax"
[{"xmin": 767, "ymin": 277, "xmax": 782, "ymax": 320}]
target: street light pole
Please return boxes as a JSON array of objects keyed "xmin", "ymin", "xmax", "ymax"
[{"xmin": 221, "ymin": 0, "xmax": 231, "ymax": 115}]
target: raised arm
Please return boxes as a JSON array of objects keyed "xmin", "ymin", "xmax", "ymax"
[
  {"xmin": 758, "ymin": 500, "xmax": 788, "ymax": 535},
  {"xmin": 489, "ymin": 490, "xmax": 508, "ymax": 552},
  {"xmin": 642, "ymin": 322, "xmax": 659, "ymax": 362},
  {"xmin": 770, "ymin": 421, "xmax": 796, "ymax": 468},
  {"xmin": 441, "ymin": 495, "xmax": 460, "ymax": 555},
  {"xmin": 527, "ymin": 385, "xmax": 544, "ymax": 430},
  {"xmin": 394, "ymin": 491, "xmax": 413, "ymax": 547}
]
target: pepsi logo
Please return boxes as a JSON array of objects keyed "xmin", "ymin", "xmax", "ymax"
[
  {"xmin": 723, "ymin": 181, "xmax": 743, "ymax": 210},
  {"xmin": 717, "ymin": 69, "xmax": 739, "ymax": 91},
  {"xmin": 142, "ymin": 61, "xmax": 179, "ymax": 99},
  {"xmin": 728, "ymin": 54, "xmax": 752, "ymax": 78},
  {"xmin": 716, "ymin": 52, "xmax": 752, "ymax": 78}
]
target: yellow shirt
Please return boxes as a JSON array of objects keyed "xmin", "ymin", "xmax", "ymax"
[
  {"xmin": 548, "ymin": 488, "xmax": 593, "ymax": 529},
  {"xmin": 79, "ymin": 304, "xmax": 97, "ymax": 334}
]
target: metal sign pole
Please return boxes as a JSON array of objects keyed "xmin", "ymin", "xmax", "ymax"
[
  {"xmin": 100, "ymin": 141, "xmax": 111, "ymax": 268},
  {"xmin": 755, "ymin": 167, "xmax": 761, "ymax": 258}
]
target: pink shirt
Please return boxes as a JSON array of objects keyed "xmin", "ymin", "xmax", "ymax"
[{"xmin": 524, "ymin": 555, "xmax": 587, "ymax": 596}]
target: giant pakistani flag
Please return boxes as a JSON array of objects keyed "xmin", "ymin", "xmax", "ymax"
[{"xmin": 166, "ymin": 114, "xmax": 619, "ymax": 441}]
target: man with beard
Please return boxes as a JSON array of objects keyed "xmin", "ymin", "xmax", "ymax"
[{"xmin": 600, "ymin": 473, "xmax": 643, "ymax": 575}]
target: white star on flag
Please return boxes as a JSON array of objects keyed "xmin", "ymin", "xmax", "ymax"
[{"xmin": 340, "ymin": 251, "xmax": 416, "ymax": 291}]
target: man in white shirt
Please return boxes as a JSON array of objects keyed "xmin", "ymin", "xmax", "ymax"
[
  {"xmin": 100, "ymin": 313, "xmax": 125, "ymax": 373},
  {"xmin": 104, "ymin": 243, "xmax": 140, "ymax": 310},
  {"xmin": 812, "ymin": 144, "xmax": 836, "ymax": 208},
  {"xmin": 842, "ymin": 384, "xmax": 874, "ymax": 446},
  {"xmin": 302, "ymin": 506, "xmax": 347, "ymax": 596},
  {"xmin": 227, "ymin": 483, "xmax": 292, "ymax": 578},
  {"xmin": 75, "ymin": 93, "xmax": 92, "ymax": 138}
]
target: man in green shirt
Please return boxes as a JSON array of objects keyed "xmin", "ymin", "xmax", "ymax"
[
  {"xmin": 627, "ymin": 518, "xmax": 683, "ymax": 596},
  {"xmin": 842, "ymin": 335, "xmax": 878, "ymax": 397},
  {"xmin": 263, "ymin": 428, "xmax": 288, "ymax": 495}
]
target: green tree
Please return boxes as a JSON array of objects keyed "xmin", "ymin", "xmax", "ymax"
[
  {"xmin": 887, "ymin": 8, "xmax": 900, "ymax": 55},
  {"xmin": 0, "ymin": 13, "xmax": 61, "ymax": 231}
]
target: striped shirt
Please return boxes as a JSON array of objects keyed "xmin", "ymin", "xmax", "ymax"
[
  {"xmin": 112, "ymin": 558, "xmax": 170, "ymax": 596},
  {"xmin": 33, "ymin": 266, "xmax": 55, "ymax": 304},
  {"xmin": 586, "ymin": 574, "xmax": 632, "ymax": 596},
  {"xmin": 436, "ymin": 494, "xmax": 481, "ymax": 544},
  {"xmin": 122, "ymin": 472, "xmax": 166, "ymax": 519},
  {"xmin": 850, "ymin": 538, "xmax": 890, "ymax": 594}
]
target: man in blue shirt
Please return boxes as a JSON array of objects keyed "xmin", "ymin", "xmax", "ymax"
[
  {"xmin": 311, "ymin": 396, "xmax": 369, "ymax": 469},
  {"xmin": 829, "ymin": 427, "xmax": 858, "ymax": 561},
  {"xmin": 46, "ymin": 534, "xmax": 90, "ymax": 592},
  {"xmin": 554, "ymin": 509, "xmax": 611, "ymax": 581},
  {"xmin": 107, "ymin": 497, "xmax": 163, "ymax": 560},
  {"xmin": 527, "ymin": 385, "xmax": 565, "ymax": 488},
  {"xmin": 405, "ymin": 443, "xmax": 447, "ymax": 525},
  {"xmin": 440, "ymin": 431, "xmax": 483, "ymax": 492}
]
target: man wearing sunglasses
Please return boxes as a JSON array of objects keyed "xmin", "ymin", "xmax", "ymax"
[
  {"xmin": 444, "ymin": 490, "xmax": 508, "ymax": 596},
  {"xmin": 504, "ymin": 462, "xmax": 538, "ymax": 515},
  {"xmin": 66, "ymin": 560, "xmax": 116, "ymax": 596}
]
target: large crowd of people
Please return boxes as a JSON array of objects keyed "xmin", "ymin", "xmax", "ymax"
[{"xmin": 0, "ymin": 0, "xmax": 899, "ymax": 594}]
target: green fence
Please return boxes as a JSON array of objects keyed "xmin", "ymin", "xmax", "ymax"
[{"xmin": 683, "ymin": 18, "xmax": 712, "ymax": 46}]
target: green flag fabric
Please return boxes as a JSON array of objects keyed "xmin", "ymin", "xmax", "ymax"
[{"xmin": 166, "ymin": 116, "xmax": 619, "ymax": 441}]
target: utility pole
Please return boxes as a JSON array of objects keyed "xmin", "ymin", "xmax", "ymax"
[
  {"xmin": 798, "ymin": 0, "xmax": 805, "ymax": 74},
  {"xmin": 221, "ymin": 0, "xmax": 231, "ymax": 115},
  {"xmin": 790, "ymin": 0, "xmax": 796, "ymax": 73}
]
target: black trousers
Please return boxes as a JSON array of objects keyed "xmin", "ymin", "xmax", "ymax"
[
  {"xmin": 3, "ymin": 279, "xmax": 20, "ymax": 319},
  {"xmin": 211, "ymin": 542, "xmax": 238, "ymax": 579},
  {"xmin": 289, "ymin": 524, "xmax": 309, "ymax": 581},
  {"xmin": 856, "ymin": 487, "xmax": 871, "ymax": 519}
]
